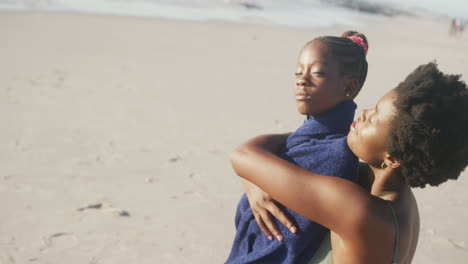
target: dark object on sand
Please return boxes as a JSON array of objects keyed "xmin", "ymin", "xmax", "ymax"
[{"xmin": 77, "ymin": 203, "xmax": 131, "ymax": 217}]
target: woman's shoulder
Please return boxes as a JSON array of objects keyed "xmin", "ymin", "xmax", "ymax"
[{"xmin": 356, "ymin": 189, "xmax": 419, "ymax": 263}]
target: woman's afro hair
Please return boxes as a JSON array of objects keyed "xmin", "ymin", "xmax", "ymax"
[{"xmin": 387, "ymin": 62, "xmax": 468, "ymax": 188}]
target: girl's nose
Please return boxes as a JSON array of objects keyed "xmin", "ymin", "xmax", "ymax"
[{"xmin": 296, "ymin": 75, "xmax": 309, "ymax": 86}]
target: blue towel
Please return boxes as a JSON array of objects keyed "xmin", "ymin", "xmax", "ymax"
[{"xmin": 226, "ymin": 101, "xmax": 359, "ymax": 264}]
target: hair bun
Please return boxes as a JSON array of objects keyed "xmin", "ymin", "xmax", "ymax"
[{"xmin": 341, "ymin": 31, "xmax": 369, "ymax": 55}]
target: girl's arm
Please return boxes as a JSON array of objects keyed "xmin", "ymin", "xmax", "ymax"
[{"xmin": 231, "ymin": 134, "xmax": 377, "ymax": 238}]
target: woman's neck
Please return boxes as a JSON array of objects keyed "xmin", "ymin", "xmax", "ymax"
[{"xmin": 369, "ymin": 166, "xmax": 407, "ymax": 201}]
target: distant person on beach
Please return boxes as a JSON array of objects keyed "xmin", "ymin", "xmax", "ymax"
[
  {"xmin": 230, "ymin": 62, "xmax": 468, "ymax": 263},
  {"xmin": 454, "ymin": 18, "xmax": 464, "ymax": 38},
  {"xmin": 226, "ymin": 31, "xmax": 369, "ymax": 264},
  {"xmin": 458, "ymin": 19, "xmax": 465, "ymax": 35},
  {"xmin": 450, "ymin": 19, "xmax": 457, "ymax": 35}
]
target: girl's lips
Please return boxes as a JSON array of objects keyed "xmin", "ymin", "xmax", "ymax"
[{"xmin": 295, "ymin": 94, "xmax": 311, "ymax": 100}]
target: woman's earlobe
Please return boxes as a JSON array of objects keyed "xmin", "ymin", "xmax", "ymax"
[{"xmin": 384, "ymin": 155, "xmax": 401, "ymax": 169}]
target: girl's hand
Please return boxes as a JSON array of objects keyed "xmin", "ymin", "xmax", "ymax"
[{"xmin": 242, "ymin": 179, "xmax": 297, "ymax": 242}]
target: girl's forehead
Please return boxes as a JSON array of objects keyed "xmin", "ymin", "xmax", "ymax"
[
  {"xmin": 298, "ymin": 42, "xmax": 334, "ymax": 64},
  {"xmin": 302, "ymin": 41, "xmax": 326, "ymax": 54}
]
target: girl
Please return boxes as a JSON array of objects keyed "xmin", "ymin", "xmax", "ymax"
[{"xmin": 226, "ymin": 31, "xmax": 369, "ymax": 264}]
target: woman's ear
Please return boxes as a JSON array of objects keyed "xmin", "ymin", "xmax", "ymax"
[
  {"xmin": 344, "ymin": 78, "xmax": 360, "ymax": 98},
  {"xmin": 383, "ymin": 154, "xmax": 400, "ymax": 169}
]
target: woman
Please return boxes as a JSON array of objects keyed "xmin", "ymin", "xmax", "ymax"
[{"xmin": 231, "ymin": 62, "xmax": 468, "ymax": 263}]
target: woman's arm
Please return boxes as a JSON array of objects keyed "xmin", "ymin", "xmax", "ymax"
[
  {"xmin": 242, "ymin": 178, "xmax": 296, "ymax": 241},
  {"xmin": 242, "ymin": 133, "xmax": 292, "ymax": 154},
  {"xmin": 240, "ymin": 133, "xmax": 297, "ymax": 241},
  {"xmin": 231, "ymin": 135, "xmax": 376, "ymax": 237}
]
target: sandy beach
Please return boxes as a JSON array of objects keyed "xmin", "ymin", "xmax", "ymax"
[{"xmin": 1, "ymin": 11, "xmax": 467, "ymax": 263}]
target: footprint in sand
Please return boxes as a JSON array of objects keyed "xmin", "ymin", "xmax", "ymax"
[
  {"xmin": 39, "ymin": 233, "xmax": 79, "ymax": 253},
  {"xmin": 274, "ymin": 119, "xmax": 288, "ymax": 131},
  {"xmin": 168, "ymin": 155, "xmax": 182, "ymax": 163},
  {"xmin": 145, "ymin": 176, "xmax": 160, "ymax": 183},
  {"xmin": 12, "ymin": 138, "xmax": 32, "ymax": 152},
  {"xmin": 77, "ymin": 203, "xmax": 130, "ymax": 217},
  {"xmin": 2, "ymin": 175, "xmax": 15, "ymax": 181},
  {"xmin": 0, "ymin": 253, "xmax": 16, "ymax": 264},
  {"xmin": 430, "ymin": 235, "xmax": 466, "ymax": 250},
  {"xmin": 450, "ymin": 199, "xmax": 467, "ymax": 206},
  {"xmin": 448, "ymin": 239, "xmax": 466, "ymax": 249},
  {"xmin": 423, "ymin": 227, "xmax": 436, "ymax": 236},
  {"xmin": 170, "ymin": 190, "xmax": 202, "ymax": 200}
]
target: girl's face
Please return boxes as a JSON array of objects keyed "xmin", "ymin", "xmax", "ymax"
[
  {"xmin": 294, "ymin": 41, "xmax": 348, "ymax": 117},
  {"xmin": 347, "ymin": 89, "xmax": 398, "ymax": 167}
]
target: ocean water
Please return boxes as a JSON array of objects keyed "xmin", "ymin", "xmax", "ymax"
[
  {"xmin": 0, "ymin": 0, "xmax": 384, "ymax": 27},
  {"xmin": 380, "ymin": 0, "xmax": 467, "ymax": 18},
  {"xmin": 0, "ymin": 0, "xmax": 464, "ymax": 27}
]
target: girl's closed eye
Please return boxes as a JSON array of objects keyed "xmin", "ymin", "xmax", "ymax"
[
  {"xmin": 295, "ymin": 72, "xmax": 302, "ymax": 77},
  {"xmin": 312, "ymin": 72, "xmax": 325, "ymax": 77}
]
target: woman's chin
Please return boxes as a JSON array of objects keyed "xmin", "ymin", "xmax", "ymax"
[
  {"xmin": 296, "ymin": 105, "xmax": 311, "ymax": 116},
  {"xmin": 346, "ymin": 135, "xmax": 362, "ymax": 160}
]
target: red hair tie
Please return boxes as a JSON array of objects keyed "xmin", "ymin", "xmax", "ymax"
[{"xmin": 347, "ymin": 36, "xmax": 368, "ymax": 55}]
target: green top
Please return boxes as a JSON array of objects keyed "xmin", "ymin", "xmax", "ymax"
[
  {"xmin": 387, "ymin": 201, "xmax": 399, "ymax": 264},
  {"xmin": 307, "ymin": 231, "xmax": 333, "ymax": 264},
  {"xmin": 307, "ymin": 201, "xmax": 399, "ymax": 264}
]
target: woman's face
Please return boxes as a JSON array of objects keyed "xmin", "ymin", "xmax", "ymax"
[
  {"xmin": 347, "ymin": 89, "xmax": 398, "ymax": 167},
  {"xmin": 294, "ymin": 41, "xmax": 348, "ymax": 117}
]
